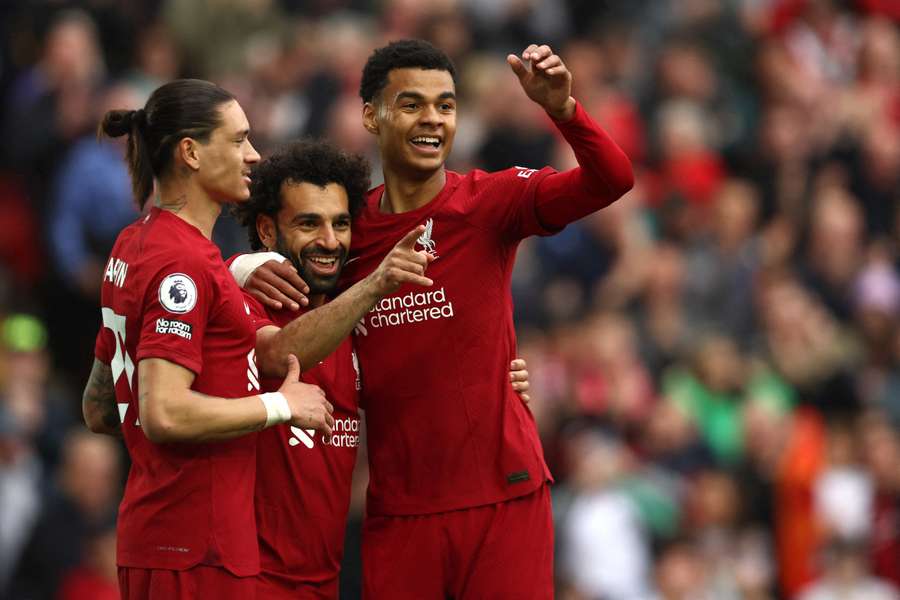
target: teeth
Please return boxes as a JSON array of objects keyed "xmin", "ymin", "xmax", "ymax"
[
  {"xmin": 411, "ymin": 136, "xmax": 440, "ymax": 146},
  {"xmin": 310, "ymin": 257, "xmax": 336, "ymax": 265}
]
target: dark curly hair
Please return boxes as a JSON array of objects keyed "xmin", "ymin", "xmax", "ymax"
[
  {"xmin": 359, "ymin": 39, "xmax": 457, "ymax": 104},
  {"xmin": 232, "ymin": 139, "xmax": 370, "ymax": 250}
]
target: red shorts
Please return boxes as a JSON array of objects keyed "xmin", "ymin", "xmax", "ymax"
[
  {"xmin": 118, "ymin": 565, "xmax": 256, "ymax": 600},
  {"xmin": 362, "ymin": 484, "xmax": 554, "ymax": 599},
  {"xmin": 255, "ymin": 570, "xmax": 338, "ymax": 599}
]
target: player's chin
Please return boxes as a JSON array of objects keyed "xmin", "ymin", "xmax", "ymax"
[
  {"xmin": 306, "ymin": 274, "xmax": 340, "ymax": 296},
  {"xmin": 406, "ymin": 152, "xmax": 446, "ymax": 172},
  {"xmin": 231, "ymin": 185, "xmax": 252, "ymax": 203}
]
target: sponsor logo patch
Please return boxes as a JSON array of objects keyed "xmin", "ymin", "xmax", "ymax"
[
  {"xmin": 155, "ymin": 317, "xmax": 193, "ymax": 340},
  {"xmin": 158, "ymin": 273, "xmax": 197, "ymax": 314}
]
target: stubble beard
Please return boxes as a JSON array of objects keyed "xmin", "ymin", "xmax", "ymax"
[{"xmin": 274, "ymin": 228, "xmax": 344, "ymax": 296}]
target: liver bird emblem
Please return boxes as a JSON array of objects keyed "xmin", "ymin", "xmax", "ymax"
[{"xmin": 417, "ymin": 218, "xmax": 438, "ymax": 256}]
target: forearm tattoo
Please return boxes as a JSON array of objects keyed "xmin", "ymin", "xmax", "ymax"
[{"xmin": 84, "ymin": 359, "xmax": 120, "ymax": 432}]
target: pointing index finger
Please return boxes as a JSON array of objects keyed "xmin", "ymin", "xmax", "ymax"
[{"xmin": 397, "ymin": 225, "xmax": 426, "ymax": 249}]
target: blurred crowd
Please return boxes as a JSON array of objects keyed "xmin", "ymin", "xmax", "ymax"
[{"xmin": 0, "ymin": 0, "xmax": 898, "ymax": 598}]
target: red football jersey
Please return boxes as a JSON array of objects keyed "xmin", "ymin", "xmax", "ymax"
[
  {"xmin": 340, "ymin": 166, "xmax": 559, "ymax": 516},
  {"xmin": 244, "ymin": 293, "xmax": 360, "ymax": 590},
  {"xmin": 94, "ymin": 208, "xmax": 260, "ymax": 576}
]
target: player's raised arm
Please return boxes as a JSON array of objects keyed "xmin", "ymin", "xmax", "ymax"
[
  {"xmin": 508, "ymin": 43, "xmax": 634, "ymax": 229},
  {"xmin": 506, "ymin": 44, "xmax": 576, "ymax": 122},
  {"xmin": 253, "ymin": 226, "xmax": 434, "ymax": 376}
]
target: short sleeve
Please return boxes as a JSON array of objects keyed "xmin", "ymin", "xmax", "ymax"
[
  {"xmin": 94, "ymin": 325, "xmax": 111, "ymax": 364},
  {"xmin": 463, "ymin": 166, "xmax": 562, "ymax": 240},
  {"xmin": 135, "ymin": 255, "xmax": 214, "ymax": 375},
  {"xmin": 242, "ymin": 291, "xmax": 275, "ymax": 331}
]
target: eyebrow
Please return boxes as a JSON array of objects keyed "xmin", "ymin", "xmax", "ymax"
[
  {"xmin": 291, "ymin": 212, "xmax": 322, "ymax": 223},
  {"xmin": 396, "ymin": 91, "xmax": 456, "ymax": 102},
  {"xmin": 235, "ymin": 128, "xmax": 250, "ymax": 138},
  {"xmin": 290, "ymin": 211, "xmax": 351, "ymax": 223}
]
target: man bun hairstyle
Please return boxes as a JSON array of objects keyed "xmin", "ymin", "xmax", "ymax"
[
  {"xmin": 359, "ymin": 39, "xmax": 457, "ymax": 104},
  {"xmin": 98, "ymin": 79, "xmax": 235, "ymax": 209},
  {"xmin": 232, "ymin": 138, "xmax": 371, "ymax": 251},
  {"xmin": 100, "ymin": 108, "xmax": 146, "ymax": 137}
]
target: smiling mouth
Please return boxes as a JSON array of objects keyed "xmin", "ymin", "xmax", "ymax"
[
  {"xmin": 305, "ymin": 255, "xmax": 339, "ymax": 274},
  {"xmin": 410, "ymin": 135, "xmax": 441, "ymax": 150}
]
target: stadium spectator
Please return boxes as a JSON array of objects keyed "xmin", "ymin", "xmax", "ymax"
[
  {"xmin": 56, "ymin": 510, "xmax": 119, "ymax": 600},
  {"xmin": 0, "ymin": 405, "xmax": 41, "ymax": 596},
  {"xmin": 556, "ymin": 422, "xmax": 654, "ymax": 600},
  {"xmin": 9, "ymin": 430, "xmax": 120, "ymax": 600},
  {"xmin": 797, "ymin": 539, "xmax": 900, "ymax": 600}
]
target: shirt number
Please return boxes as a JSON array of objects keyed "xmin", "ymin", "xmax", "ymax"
[{"xmin": 101, "ymin": 308, "xmax": 135, "ymax": 423}]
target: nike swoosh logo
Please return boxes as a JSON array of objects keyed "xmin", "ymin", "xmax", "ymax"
[{"xmin": 345, "ymin": 256, "xmax": 360, "ymax": 265}]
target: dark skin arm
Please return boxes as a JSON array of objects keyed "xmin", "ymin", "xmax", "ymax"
[
  {"xmin": 82, "ymin": 358, "xmax": 121, "ymax": 436},
  {"xmin": 244, "ymin": 259, "xmax": 310, "ymax": 311}
]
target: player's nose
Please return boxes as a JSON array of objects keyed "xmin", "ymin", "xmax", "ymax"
[
  {"xmin": 418, "ymin": 103, "xmax": 442, "ymax": 126},
  {"xmin": 318, "ymin": 227, "xmax": 339, "ymax": 250},
  {"xmin": 245, "ymin": 140, "xmax": 261, "ymax": 164}
]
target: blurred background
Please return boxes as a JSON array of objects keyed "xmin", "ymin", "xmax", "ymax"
[{"xmin": 0, "ymin": 0, "xmax": 898, "ymax": 598}]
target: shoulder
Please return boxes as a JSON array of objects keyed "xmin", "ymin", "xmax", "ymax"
[
  {"xmin": 146, "ymin": 215, "xmax": 220, "ymax": 267},
  {"xmin": 363, "ymin": 185, "xmax": 385, "ymax": 210},
  {"xmin": 464, "ymin": 166, "xmax": 548, "ymax": 189},
  {"xmin": 147, "ymin": 237, "xmax": 216, "ymax": 272},
  {"xmin": 133, "ymin": 224, "xmax": 220, "ymax": 303},
  {"xmin": 240, "ymin": 290, "xmax": 272, "ymax": 321},
  {"xmin": 450, "ymin": 167, "xmax": 552, "ymax": 209}
]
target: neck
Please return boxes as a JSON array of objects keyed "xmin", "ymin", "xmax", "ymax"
[
  {"xmin": 380, "ymin": 167, "xmax": 446, "ymax": 214},
  {"xmin": 307, "ymin": 293, "xmax": 327, "ymax": 309},
  {"xmin": 157, "ymin": 178, "xmax": 222, "ymax": 239}
]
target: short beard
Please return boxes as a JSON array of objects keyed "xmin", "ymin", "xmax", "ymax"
[{"xmin": 273, "ymin": 227, "xmax": 344, "ymax": 297}]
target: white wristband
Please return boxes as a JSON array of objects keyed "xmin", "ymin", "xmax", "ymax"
[
  {"xmin": 260, "ymin": 392, "xmax": 291, "ymax": 428},
  {"xmin": 229, "ymin": 252, "xmax": 287, "ymax": 288}
]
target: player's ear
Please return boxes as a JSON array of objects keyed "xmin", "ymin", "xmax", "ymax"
[
  {"xmin": 257, "ymin": 214, "xmax": 277, "ymax": 250},
  {"xmin": 362, "ymin": 102, "xmax": 379, "ymax": 135},
  {"xmin": 177, "ymin": 137, "xmax": 201, "ymax": 171}
]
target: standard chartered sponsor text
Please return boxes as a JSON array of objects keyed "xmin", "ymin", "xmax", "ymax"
[
  {"xmin": 323, "ymin": 417, "xmax": 360, "ymax": 448},
  {"xmin": 368, "ymin": 287, "xmax": 454, "ymax": 328}
]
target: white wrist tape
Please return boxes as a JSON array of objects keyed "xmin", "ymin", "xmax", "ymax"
[
  {"xmin": 260, "ymin": 392, "xmax": 291, "ymax": 428},
  {"xmin": 229, "ymin": 252, "xmax": 286, "ymax": 288}
]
